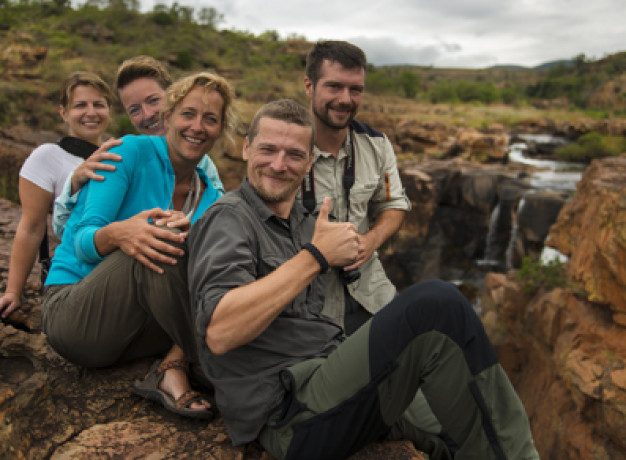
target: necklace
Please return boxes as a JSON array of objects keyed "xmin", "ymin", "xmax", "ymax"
[{"xmin": 171, "ymin": 171, "xmax": 201, "ymax": 219}]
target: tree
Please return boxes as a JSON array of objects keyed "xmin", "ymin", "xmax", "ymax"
[
  {"xmin": 398, "ymin": 69, "xmax": 420, "ymax": 98},
  {"xmin": 197, "ymin": 6, "xmax": 223, "ymax": 28}
]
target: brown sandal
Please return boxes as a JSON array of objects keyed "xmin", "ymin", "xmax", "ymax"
[{"xmin": 132, "ymin": 359, "xmax": 215, "ymax": 421}]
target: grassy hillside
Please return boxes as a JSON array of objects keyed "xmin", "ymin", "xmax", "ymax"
[{"xmin": 0, "ymin": 0, "xmax": 625, "ymax": 136}]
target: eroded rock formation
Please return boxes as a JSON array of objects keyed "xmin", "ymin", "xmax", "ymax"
[{"xmin": 481, "ymin": 155, "xmax": 626, "ymax": 459}]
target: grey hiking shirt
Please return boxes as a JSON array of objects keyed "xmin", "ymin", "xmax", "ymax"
[{"xmin": 188, "ymin": 179, "xmax": 343, "ymax": 446}]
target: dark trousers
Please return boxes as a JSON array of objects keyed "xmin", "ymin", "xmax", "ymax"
[{"xmin": 259, "ymin": 280, "xmax": 538, "ymax": 460}]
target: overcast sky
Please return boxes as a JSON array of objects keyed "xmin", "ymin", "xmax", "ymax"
[{"xmin": 142, "ymin": 0, "xmax": 624, "ymax": 68}]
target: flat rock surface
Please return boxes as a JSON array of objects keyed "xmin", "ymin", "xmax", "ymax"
[{"xmin": 0, "ymin": 199, "xmax": 424, "ymax": 459}]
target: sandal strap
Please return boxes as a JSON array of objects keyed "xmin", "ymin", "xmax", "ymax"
[
  {"xmin": 174, "ymin": 390, "xmax": 204, "ymax": 410},
  {"xmin": 157, "ymin": 359, "xmax": 189, "ymax": 374}
]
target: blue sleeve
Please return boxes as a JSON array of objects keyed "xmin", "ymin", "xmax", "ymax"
[
  {"xmin": 52, "ymin": 171, "xmax": 77, "ymax": 238},
  {"xmin": 72, "ymin": 138, "xmax": 137, "ymax": 264}
]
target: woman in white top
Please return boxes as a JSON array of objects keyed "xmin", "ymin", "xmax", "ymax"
[{"xmin": 0, "ymin": 71, "xmax": 118, "ymax": 318}]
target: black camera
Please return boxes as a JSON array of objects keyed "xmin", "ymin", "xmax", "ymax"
[{"xmin": 336, "ymin": 266, "xmax": 361, "ymax": 285}]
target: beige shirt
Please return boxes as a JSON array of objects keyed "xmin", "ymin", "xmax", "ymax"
[{"xmin": 297, "ymin": 121, "xmax": 411, "ymax": 326}]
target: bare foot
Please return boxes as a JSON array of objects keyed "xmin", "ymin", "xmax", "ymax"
[{"xmin": 159, "ymin": 365, "xmax": 211, "ymax": 411}]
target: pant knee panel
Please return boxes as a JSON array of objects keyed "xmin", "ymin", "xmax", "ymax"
[{"xmin": 369, "ymin": 280, "xmax": 498, "ymax": 378}]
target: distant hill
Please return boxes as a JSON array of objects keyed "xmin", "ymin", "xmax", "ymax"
[
  {"xmin": 487, "ymin": 60, "xmax": 574, "ymax": 71},
  {"xmin": 533, "ymin": 59, "xmax": 575, "ymax": 71}
]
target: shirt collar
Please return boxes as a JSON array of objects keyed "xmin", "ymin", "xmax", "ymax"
[
  {"xmin": 312, "ymin": 130, "xmax": 352, "ymax": 162},
  {"xmin": 240, "ymin": 179, "xmax": 309, "ymax": 228}
]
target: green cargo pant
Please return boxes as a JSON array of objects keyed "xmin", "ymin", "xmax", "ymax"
[
  {"xmin": 42, "ymin": 246, "xmax": 196, "ymax": 368},
  {"xmin": 259, "ymin": 280, "xmax": 539, "ymax": 460}
]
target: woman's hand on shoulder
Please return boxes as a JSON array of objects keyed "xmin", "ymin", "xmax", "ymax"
[
  {"xmin": 0, "ymin": 292, "xmax": 21, "ymax": 319},
  {"xmin": 70, "ymin": 138, "xmax": 123, "ymax": 195}
]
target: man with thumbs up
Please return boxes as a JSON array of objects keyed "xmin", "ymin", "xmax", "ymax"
[{"xmin": 188, "ymin": 99, "xmax": 539, "ymax": 460}]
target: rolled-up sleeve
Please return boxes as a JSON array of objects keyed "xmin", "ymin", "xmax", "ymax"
[
  {"xmin": 188, "ymin": 204, "xmax": 258, "ymax": 339},
  {"xmin": 368, "ymin": 136, "xmax": 411, "ymax": 219}
]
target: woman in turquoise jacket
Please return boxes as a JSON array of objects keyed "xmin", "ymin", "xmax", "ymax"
[{"xmin": 42, "ymin": 72, "xmax": 237, "ymax": 420}]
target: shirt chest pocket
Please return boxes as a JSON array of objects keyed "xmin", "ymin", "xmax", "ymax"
[
  {"xmin": 256, "ymin": 255, "xmax": 288, "ymax": 278},
  {"xmin": 349, "ymin": 181, "xmax": 378, "ymax": 217}
]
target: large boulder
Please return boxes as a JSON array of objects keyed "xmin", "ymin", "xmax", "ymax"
[
  {"xmin": 482, "ymin": 274, "xmax": 626, "ymax": 459},
  {"xmin": 0, "ymin": 126, "xmax": 65, "ymax": 202},
  {"xmin": 482, "ymin": 154, "xmax": 626, "ymax": 458},
  {"xmin": 547, "ymin": 155, "xmax": 626, "ymax": 325}
]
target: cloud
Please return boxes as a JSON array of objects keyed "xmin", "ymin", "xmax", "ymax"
[{"xmin": 142, "ymin": 0, "xmax": 625, "ymax": 68}]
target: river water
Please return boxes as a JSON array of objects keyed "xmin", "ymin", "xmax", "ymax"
[
  {"xmin": 508, "ymin": 134, "xmax": 586, "ymax": 263},
  {"xmin": 508, "ymin": 134, "xmax": 586, "ymax": 193}
]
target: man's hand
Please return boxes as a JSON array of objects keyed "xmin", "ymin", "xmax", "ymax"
[
  {"xmin": 99, "ymin": 209, "xmax": 188, "ymax": 274},
  {"xmin": 342, "ymin": 232, "xmax": 376, "ymax": 271},
  {"xmin": 311, "ymin": 197, "xmax": 359, "ymax": 267},
  {"xmin": 342, "ymin": 208, "xmax": 405, "ymax": 271},
  {"xmin": 0, "ymin": 292, "xmax": 21, "ymax": 319},
  {"xmin": 70, "ymin": 138, "xmax": 123, "ymax": 195}
]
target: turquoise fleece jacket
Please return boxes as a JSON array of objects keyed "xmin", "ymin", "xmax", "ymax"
[{"xmin": 45, "ymin": 135, "xmax": 220, "ymax": 286}]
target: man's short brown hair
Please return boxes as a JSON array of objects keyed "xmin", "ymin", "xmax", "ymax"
[
  {"xmin": 305, "ymin": 40, "xmax": 367, "ymax": 87},
  {"xmin": 247, "ymin": 99, "xmax": 315, "ymax": 153},
  {"xmin": 114, "ymin": 55, "xmax": 172, "ymax": 94}
]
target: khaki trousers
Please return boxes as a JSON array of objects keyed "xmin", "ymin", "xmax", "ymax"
[{"xmin": 42, "ymin": 247, "xmax": 196, "ymax": 368}]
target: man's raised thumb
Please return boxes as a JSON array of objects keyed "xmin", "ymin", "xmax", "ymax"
[{"xmin": 317, "ymin": 197, "xmax": 331, "ymax": 222}]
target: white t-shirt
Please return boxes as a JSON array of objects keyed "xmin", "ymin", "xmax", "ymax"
[{"xmin": 19, "ymin": 143, "xmax": 83, "ymax": 199}]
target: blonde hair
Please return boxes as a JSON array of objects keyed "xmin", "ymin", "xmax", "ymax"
[
  {"xmin": 60, "ymin": 71, "xmax": 113, "ymax": 108},
  {"xmin": 114, "ymin": 55, "xmax": 172, "ymax": 94},
  {"xmin": 163, "ymin": 72, "xmax": 238, "ymax": 150}
]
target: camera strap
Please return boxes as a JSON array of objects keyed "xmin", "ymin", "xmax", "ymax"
[
  {"xmin": 301, "ymin": 126, "xmax": 356, "ymax": 222},
  {"xmin": 39, "ymin": 137, "xmax": 99, "ymax": 287}
]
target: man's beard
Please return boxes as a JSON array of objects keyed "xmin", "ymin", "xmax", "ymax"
[
  {"xmin": 253, "ymin": 172, "xmax": 300, "ymax": 204},
  {"xmin": 313, "ymin": 101, "xmax": 357, "ymax": 130}
]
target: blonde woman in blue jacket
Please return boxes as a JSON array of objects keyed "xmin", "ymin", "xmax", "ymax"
[{"xmin": 42, "ymin": 72, "xmax": 236, "ymax": 420}]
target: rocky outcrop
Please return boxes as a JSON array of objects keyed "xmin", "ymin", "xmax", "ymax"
[
  {"xmin": 1, "ymin": 33, "xmax": 47, "ymax": 79},
  {"xmin": 512, "ymin": 117, "xmax": 626, "ymax": 139},
  {"xmin": 547, "ymin": 155, "xmax": 626, "ymax": 326},
  {"xmin": 382, "ymin": 159, "xmax": 564, "ymax": 296},
  {"xmin": 0, "ymin": 199, "xmax": 425, "ymax": 459},
  {"xmin": 481, "ymin": 155, "xmax": 626, "ymax": 459}
]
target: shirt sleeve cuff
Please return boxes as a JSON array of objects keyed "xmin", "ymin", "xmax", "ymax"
[{"xmin": 74, "ymin": 227, "xmax": 105, "ymax": 264}]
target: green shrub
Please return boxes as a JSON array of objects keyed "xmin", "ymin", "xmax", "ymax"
[
  {"xmin": 176, "ymin": 49, "xmax": 192, "ymax": 69},
  {"xmin": 152, "ymin": 10, "xmax": 174, "ymax": 26},
  {"xmin": 517, "ymin": 256, "xmax": 569, "ymax": 294},
  {"xmin": 365, "ymin": 68, "xmax": 395, "ymax": 94},
  {"xmin": 398, "ymin": 70, "xmax": 420, "ymax": 98},
  {"xmin": 110, "ymin": 115, "xmax": 137, "ymax": 137},
  {"xmin": 555, "ymin": 132, "xmax": 626, "ymax": 162}
]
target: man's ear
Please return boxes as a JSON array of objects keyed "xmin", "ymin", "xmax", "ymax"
[
  {"xmin": 305, "ymin": 149, "xmax": 314, "ymax": 173},
  {"xmin": 304, "ymin": 76, "xmax": 314, "ymax": 99},
  {"xmin": 242, "ymin": 137, "xmax": 250, "ymax": 161}
]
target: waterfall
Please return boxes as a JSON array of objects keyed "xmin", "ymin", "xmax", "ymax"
[
  {"xmin": 478, "ymin": 203, "xmax": 502, "ymax": 267},
  {"xmin": 505, "ymin": 196, "xmax": 526, "ymax": 270}
]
